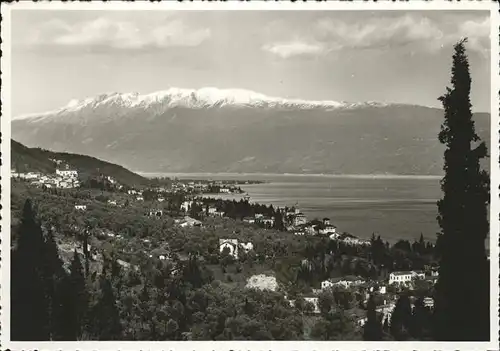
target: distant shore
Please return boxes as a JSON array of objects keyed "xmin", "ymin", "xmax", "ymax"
[{"xmin": 138, "ymin": 171, "xmax": 443, "ymax": 180}]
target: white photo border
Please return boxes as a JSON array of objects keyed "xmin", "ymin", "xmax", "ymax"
[{"xmin": 1, "ymin": 1, "xmax": 498, "ymax": 350}]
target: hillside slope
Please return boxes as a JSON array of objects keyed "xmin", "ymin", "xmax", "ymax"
[
  {"xmin": 12, "ymin": 88, "xmax": 491, "ymax": 175},
  {"xmin": 11, "ymin": 139, "xmax": 149, "ymax": 186}
]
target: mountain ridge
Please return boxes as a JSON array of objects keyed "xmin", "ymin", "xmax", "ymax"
[
  {"xmin": 12, "ymin": 88, "xmax": 490, "ymax": 176},
  {"xmin": 14, "ymin": 87, "xmax": 406, "ymax": 121}
]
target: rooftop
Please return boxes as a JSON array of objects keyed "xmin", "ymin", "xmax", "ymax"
[{"xmin": 391, "ymin": 271, "xmax": 413, "ymax": 276}]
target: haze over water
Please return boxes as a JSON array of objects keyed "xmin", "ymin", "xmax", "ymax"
[{"xmin": 144, "ymin": 173, "xmax": 443, "ymax": 244}]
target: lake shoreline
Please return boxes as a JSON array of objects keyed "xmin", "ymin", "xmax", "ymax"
[{"xmin": 139, "ymin": 171, "xmax": 443, "ymax": 181}]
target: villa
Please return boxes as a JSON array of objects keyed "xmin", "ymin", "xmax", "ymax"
[{"xmin": 219, "ymin": 239, "xmax": 239, "ymax": 259}]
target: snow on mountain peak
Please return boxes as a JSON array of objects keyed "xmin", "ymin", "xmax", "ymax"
[{"xmin": 14, "ymin": 87, "xmax": 390, "ymax": 120}]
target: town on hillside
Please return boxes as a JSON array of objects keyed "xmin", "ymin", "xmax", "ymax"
[{"xmin": 11, "ymin": 159, "xmax": 442, "ymax": 339}]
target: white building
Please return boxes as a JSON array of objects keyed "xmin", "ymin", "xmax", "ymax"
[
  {"xmin": 178, "ymin": 216, "xmax": 202, "ymax": 228},
  {"xmin": 208, "ymin": 206, "xmax": 217, "ymax": 215},
  {"xmin": 220, "ymin": 187, "xmax": 230, "ymax": 193},
  {"xmin": 56, "ymin": 169, "xmax": 78, "ymax": 178},
  {"xmin": 321, "ymin": 276, "xmax": 366, "ymax": 290},
  {"xmin": 329, "ymin": 232, "xmax": 341, "ymax": 240},
  {"xmin": 74, "ymin": 205, "xmax": 87, "ymax": 211},
  {"xmin": 319, "ymin": 225, "xmax": 337, "ymax": 235},
  {"xmin": 147, "ymin": 209, "xmax": 163, "ymax": 217},
  {"xmin": 219, "ymin": 239, "xmax": 239, "ymax": 259},
  {"xmin": 293, "ymin": 213, "xmax": 307, "ymax": 226},
  {"xmin": 239, "ymin": 242, "xmax": 254, "ymax": 253},
  {"xmin": 261, "ymin": 217, "xmax": 275, "ymax": 227},
  {"xmin": 16, "ymin": 172, "xmax": 40, "ymax": 180},
  {"xmin": 243, "ymin": 217, "xmax": 255, "ymax": 224},
  {"xmin": 180, "ymin": 200, "xmax": 193, "ymax": 212},
  {"xmin": 389, "ymin": 271, "xmax": 414, "ymax": 285},
  {"xmin": 136, "ymin": 196, "xmax": 144, "ymax": 201},
  {"xmin": 423, "ymin": 297, "xmax": 434, "ymax": 308},
  {"xmin": 321, "ymin": 279, "xmax": 336, "ymax": 290}
]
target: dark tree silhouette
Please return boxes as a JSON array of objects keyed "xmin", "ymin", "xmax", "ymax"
[
  {"xmin": 91, "ymin": 276, "xmax": 123, "ymax": 340},
  {"xmin": 390, "ymin": 294, "xmax": 412, "ymax": 340},
  {"xmin": 42, "ymin": 228, "xmax": 67, "ymax": 339},
  {"xmin": 11, "ymin": 199, "xmax": 50, "ymax": 340},
  {"xmin": 82, "ymin": 229, "xmax": 90, "ymax": 277},
  {"xmin": 273, "ymin": 211, "xmax": 285, "ymax": 231},
  {"xmin": 59, "ymin": 251, "xmax": 89, "ymax": 340},
  {"xmin": 410, "ymin": 296, "xmax": 431, "ymax": 340},
  {"xmin": 363, "ymin": 294, "xmax": 382, "ymax": 340},
  {"xmin": 434, "ymin": 38, "xmax": 490, "ymax": 341}
]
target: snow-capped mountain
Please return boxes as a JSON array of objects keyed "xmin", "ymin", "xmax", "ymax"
[
  {"xmin": 15, "ymin": 87, "xmax": 388, "ymax": 122},
  {"xmin": 12, "ymin": 88, "xmax": 490, "ymax": 175}
]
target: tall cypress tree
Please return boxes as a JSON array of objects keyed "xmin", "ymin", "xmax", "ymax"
[
  {"xmin": 363, "ymin": 294, "xmax": 382, "ymax": 340},
  {"xmin": 273, "ymin": 210, "xmax": 285, "ymax": 231},
  {"xmin": 42, "ymin": 228, "xmax": 67, "ymax": 339},
  {"xmin": 434, "ymin": 38, "xmax": 490, "ymax": 341},
  {"xmin": 91, "ymin": 276, "xmax": 123, "ymax": 340},
  {"xmin": 82, "ymin": 228, "xmax": 90, "ymax": 277},
  {"xmin": 59, "ymin": 250, "xmax": 89, "ymax": 340},
  {"xmin": 390, "ymin": 294, "xmax": 412, "ymax": 341},
  {"xmin": 11, "ymin": 199, "xmax": 50, "ymax": 340}
]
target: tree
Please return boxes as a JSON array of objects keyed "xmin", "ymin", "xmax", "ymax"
[
  {"xmin": 60, "ymin": 251, "xmax": 89, "ymax": 340},
  {"xmin": 434, "ymin": 38, "xmax": 490, "ymax": 341},
  {"xmin": 273, "ymin": 211, "xmax": 285, "ymax": 231},
  {"xmin": 317, "ymin": 291, "xmax": 335, "ymax": 316},
  {"xmin": 363, "ymin": 294, "xmax": 382, "ymax": 340},
  {"xmin": 390, "ymin": 294, "xmax": 412, "ymax": 340},
  {"xmin": 11, "ymin": 199, "xmax": 50, "ymax": 340},
  {"xmin": 42, "ymin": 228, "xmax": 67, "ymax": 339},
  {"xmin": 90, "ymin": 276, "xmax": 123, "ymax": 340},
  {"xmin": 410, "ymin": 296, "xmax": 431, "ymax": 340},
  {"xmin": 311, "ymin": 310, "xmax": 359, "ymax": 340}
]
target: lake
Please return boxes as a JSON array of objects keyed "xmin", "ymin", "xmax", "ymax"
[{"xmin": 143, "ymin": 172, "xmax": 443, "ymax": 244}]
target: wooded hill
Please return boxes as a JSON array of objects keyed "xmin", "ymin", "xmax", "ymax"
[{"xmin": 11, "ymin": 139, "xmax": 149, "ymax": 187}]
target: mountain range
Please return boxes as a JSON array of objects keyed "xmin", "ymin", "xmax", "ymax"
[{"xmin": 12, "ymin": 87, "xmax": 491, "ymax": 176}]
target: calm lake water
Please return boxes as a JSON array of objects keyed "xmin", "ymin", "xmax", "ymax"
[{"xmin": 143, "ymin": 172, "xmax": 443, "ymax": 244}]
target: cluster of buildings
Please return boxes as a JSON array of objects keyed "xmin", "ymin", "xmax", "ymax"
[
  {"xmin": 169, "ymin": 180, "xmax": 244, "ymax": 195},
  {"xmin": 243, "ymin": 214, "xmax": 276, "ymax": 227},
  {"xmin": 321, "ymin": 275, "xmax": 370, "ymax": 290},
  {"xmin": 12, "ymin": 167, "xmax": 81, "ymax": 189},
  {"xmin": 388, "ymin": 269, "xmax": 438, "ymax": 285},
  {"xmin": 292, "ymin": 217, "xmax": 371, "ymax": 246}
]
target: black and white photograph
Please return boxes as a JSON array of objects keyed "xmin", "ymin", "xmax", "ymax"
[{"xmin": 1, "ymin": 2, "xmax": 498, "ymax": 349}]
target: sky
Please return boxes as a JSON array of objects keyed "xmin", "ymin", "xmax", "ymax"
[{"xmin": 11, "ymin": 9, "xmax": 492, "ymax": 116}]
